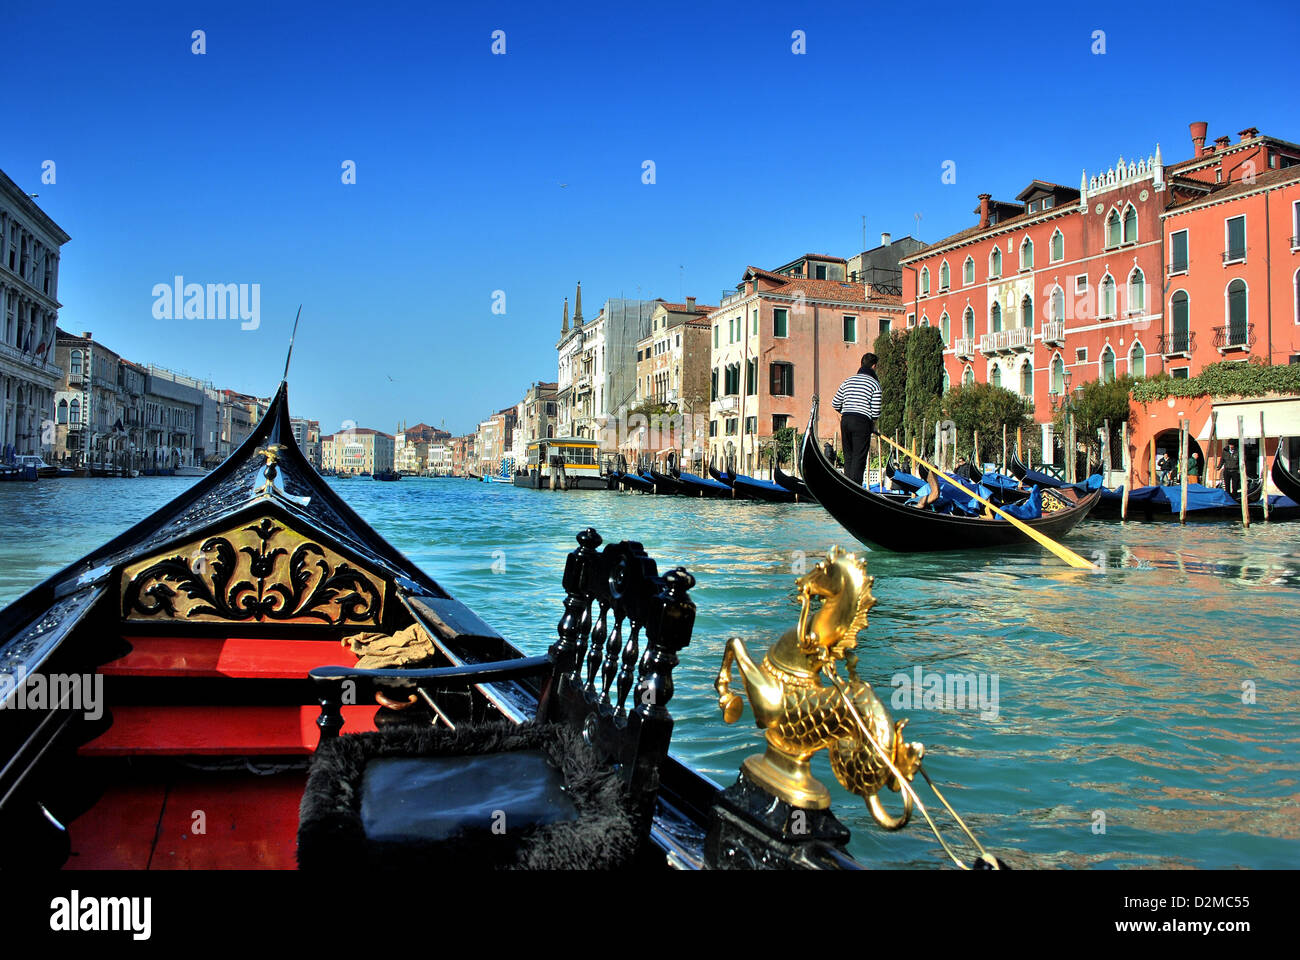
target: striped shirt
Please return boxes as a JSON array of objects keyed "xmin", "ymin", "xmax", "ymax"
[{"xmin": 831, "ymin": 371, "xmax": 881, "ymax": 419}]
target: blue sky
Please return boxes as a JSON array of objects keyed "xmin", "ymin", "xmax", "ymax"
[{"xmin": 6, "ymin": 0, "xmax": 1298, "ymax": 435}]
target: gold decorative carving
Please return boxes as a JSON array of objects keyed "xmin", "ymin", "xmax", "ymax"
[
  {"xmin": 714, "ymin": 547, "xmax": 923, "ymax": 827},
  {"xmin": 121, "ymin": 514, "xmax": 386, "ymax": 625}
]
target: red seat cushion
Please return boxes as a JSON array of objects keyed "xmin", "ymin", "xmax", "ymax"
[
  {"xmin": 78, "ymin": 705, "xmax": 377, "ymax": 756},
  {"xmin": 103, "ymin": 636, "xmax": 353, "ymax": 680}
]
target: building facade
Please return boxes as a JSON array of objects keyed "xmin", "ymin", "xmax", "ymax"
[
  {"xmin": 631, "ymin": 299, "xmax": 714, "ymax": 466},
  {"xmin": 707, "ymin": 256, "xmax": 903, "ymax": 474},
  {"xmin": 1, "ymin": 169, "xmax": 70, "ymax": 460},
  {"xmin": 323, "ymin": 427, "xmax": 393, "ymax": 475}
]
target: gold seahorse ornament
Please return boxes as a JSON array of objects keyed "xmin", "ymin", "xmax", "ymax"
[{"xmin": 715, "ymin": 547, "xmax": 924, "ymax": 829}]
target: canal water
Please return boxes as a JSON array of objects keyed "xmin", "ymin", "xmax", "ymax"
[{"xmin": 2, "ymin": 475, "xmax": 1297, "ymax": 869}]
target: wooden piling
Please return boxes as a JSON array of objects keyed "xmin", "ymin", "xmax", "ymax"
[
  {"xmin": 1016, "ymin": 426, "xmax": 1022, "ymax": 463},
  {"xmin": 1238, "ymin": 416, "xmax": 1250, "ymax": 528},
  {"xmin": 973, "ymin": 429, "xmax": 980, "ymax": 469},
  {"xmin": 1102, "ymin": 418, "xmax": 1111, "ymax": 480},
  {"xmin": 1206, "ymin": 411, "xmax": 1218, "ymax": 490},
  {"xmin": 1179, "ymin": 419, "xmax": 1189, "ymax": 524},
  {"xmin": 1120, "ymin": 421, "xmax": 1131, "ymax": 520},
  {"xmin": 1002, "ymin": 424, "xmax": 1008, "ymax": 475},
  {"xmin": 1259, "ymin": 411, "xmax": 1270, "ymax": 521},
  {"xmin": 1149, "ymin": 435, "xmax": 1156, "ymax": 486}
]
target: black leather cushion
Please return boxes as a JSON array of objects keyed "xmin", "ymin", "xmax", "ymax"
[
  {"xmin": 298, "ymin": 722, "xmax": 639, "ymax": 870},
  {"xmin": 360, "ymin": 751, "xmax": 578, "ymax": 843}
]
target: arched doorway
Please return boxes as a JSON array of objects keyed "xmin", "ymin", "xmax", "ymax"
[{"xmin": 1149, "ymin": 429, "xmax": 1206, "ymax": 485}]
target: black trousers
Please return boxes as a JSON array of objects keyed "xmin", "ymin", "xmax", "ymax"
[{"xmin": 841, "ymin": 413, "xmax": 875, "ymax": 485}]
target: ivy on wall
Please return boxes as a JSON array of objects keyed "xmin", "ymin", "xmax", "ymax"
[{"xmin": 1130, "ymin": 359, "xmax": 1300, "ymax": 403}]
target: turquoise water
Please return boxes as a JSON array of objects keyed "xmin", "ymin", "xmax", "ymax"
[{"xmin": 2, "ymin": 475, "xmax": 1298, "ymax": 869}]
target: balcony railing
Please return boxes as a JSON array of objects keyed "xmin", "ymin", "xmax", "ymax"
[
  {"xmin": 1166, "ymin": 261, "xmax": 1189, "ymax": 276},
  {"xmin": 1042, "ymin": 320, "xmax": 1065, "ymax": 345},
  {"xmin": 980, "ymin": 330, "xmax": 1013, "ymax": 354},
  {"xmin": 1222, "ymin": 248, "xmax": 1246, "ymax": 264},
  {"xmin": 1006, "ymin": 327, "xmax": 1033, "ymax": 352},
  {"xmin": 716, "ymin": 395, "xmax": 738, "ymax": 412},
  {"xmin": 1214, "ymin": 323, "xmax": 1253, "ymax": 351},
  {"xmin": 1158, "ymin": 331, "xmax": 1195, "ymax": 356},
  {"xmin": 953, "ymin": 337, "xmax": 975, "ymax": 359},
  {"xmin": 574, "ymin": 375, "xmax": 592, "ymax": 392}
]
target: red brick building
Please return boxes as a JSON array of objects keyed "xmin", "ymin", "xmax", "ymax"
[{"xmin": 901, "ymin": 122, "xmax": 1300, "ymax": 467}]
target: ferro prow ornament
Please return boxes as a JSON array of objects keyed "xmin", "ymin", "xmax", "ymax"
[
  {"xmin": 714, "ymin": 547, "xmax": 1004, "ymax": 868},
  {"xmin": 715, "ymin": 546, "xmax": 921, "ymax": 828}
]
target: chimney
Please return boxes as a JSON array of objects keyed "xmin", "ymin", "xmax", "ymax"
[
  {"xmin": 1238, "ymin": 127, "xmax": 1259, "ymax": 142},
  {"xmin": 977, "ymin": 194, "xmax": 992, "ymax": 229},
  {"xmin": 1189, "ymin": 121, "xmax": 1208, "ymax": 157},
  {"xmin": 1214, "ymin": 135, "xmax": 1231, "ymax": 151},
  {"xmin": 82, "ymin": 331, "xmax": 93, "ymax": 340},
  {"xmin": 880, "ymin": 232, "xmax": 891, "ymax": 248},
  {"xmin": 685, "ymin": 296, "xmax": 696, "ymax": 313}
]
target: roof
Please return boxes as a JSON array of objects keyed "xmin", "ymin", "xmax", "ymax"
[
  {"xmin": 336, "ymin": 427, "xmax": 392, "ymax": 438},
  {"xmin": 1163, "ymin": 164, "xmax": 1300, "ymax": 213},
  {"xmin": 1014, "ymin": 180, "xmax": 1075, "ymax": 201},
  {"xmin": 657, "ymin": 301, "xmax": 718, "ymax": 315},
  {"xmin": 765, "ymin": 278, "xmax": 876, "ymax": 304}
]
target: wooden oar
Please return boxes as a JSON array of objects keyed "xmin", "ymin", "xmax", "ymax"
[{"xmin": 875, "ymin": 432, "xmax": 1097, "ymax": 570}]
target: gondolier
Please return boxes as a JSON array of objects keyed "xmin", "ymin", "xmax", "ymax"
[{"xmin": 831, "ymin": 353, "xmax": 881, "ymax": 486}]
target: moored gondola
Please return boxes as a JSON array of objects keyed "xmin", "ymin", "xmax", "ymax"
[
  {"xmin": 673, "ymin": 469, "xmax": 733, "ymax": 499},
  {"xmin": 730, "ymin": 473, "xmax": 798, "ymax": 503},
  {"xmin": 773, "ymin": 465, "xmax": 815, "ymax": 503},
  {"xmin": 801, "ymin": 403, "xmax": 1100, "ymax": 553},
  {"xmin": 1271, "ymin": 442, "xmax": 1300, "ymax": 504}
]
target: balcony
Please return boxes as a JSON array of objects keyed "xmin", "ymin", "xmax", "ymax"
[
  {"xmin": 1166, "ymin": 261, "xmax": 1188, "ymax": 277},
  {"xmin": 716, "ymin": 395, "xmax": 738, "ymax": 412},
  {"xmin": 1042, "ymin": 320, "xmax": 1065, "ymax": 345},
  {"xmin": 1222, "ymin": 248, "xmax": 1246, "ymax": 265},
  {"xmin": 1158, "ymin": 331, "xmax": 1195, "ymax": 357},
  {"xmin": 1214, "ymin": 323, "xmax": 1253, "ymax": 352},
  {"xmin": 1006, "ymin": 327, "xmax": 1033, "ymax": 352},
  {"xmin": 953, "ymin": 338, "xmax": 975, "ymax": 360},
  {"xmin": 574, "ymin": 375, "xmax": 592, "ymax": 393},
  {"xmin": 979, "ymin": 330, "xmax": 1011, "ymax": 354}
]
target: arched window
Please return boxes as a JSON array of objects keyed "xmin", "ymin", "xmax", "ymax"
[
  {"xmin": 940, "ymin": 311, "xmax": 950, "ymax": 345},
  {"xmin": 963, "ymin": 307, "xmax": 974, "ymax": 340},
  {"xmin": 57, "ymin": 399, "xmax": 68, "ymax": 424},
  {"xmin": 1106, "ymin": 210, "xmax": 1121, "ymax": 248},
  {"xmin": 1100, "ymin": 346, "xmax": 1116, "ymax": 382},
  {"xmin": 1171, "ymin": 291, "xmax": 1190, "ymax": 351},
  {"xmin": 69, "ymin": 398, "xmax": 80, "ymax": 423},
  {"xmin": 1050, "ymin": 285, "xmax": 1065, "ymax": 323},
  {"xmin": 1128, "ymin": 268, "xmax": 1145, "ymax": 315},
  {"xmin": 1122, "ymin": 205, "xmax": 1137, "ymax": 243},
  {"xmin": 963, "ymin": 256, "xmax": 975, "ymax": 285},
  {"xmin": 1130, "ymin": 341, "xmax": 1146, "ymax": 378},
  {"xmin": 1227, "ymin": 279, "xmax": 1248, "ymax": 343},
  {"xmin": 1051, "ymin": 354, "xmax": 1065, "ymax": 394},
  {"xmin": 1020, "ymin": 238, "xmax": 1034, "ymax": 270},
  {"xmin": 1050, "ymin": 229, "xmax": 1064, "ymax": 262},
  {"xmin": 1021, "ymin": 361, "xmax": 1033, "ymax": 398},
  {"xmin": 921, "ymin": 314, "xmax": 930, "ymax": 327},
  {"xmin": 1099, "ymin": 274, "xmax": 1116, "ymax": 317},
  {"xmin": 989, "ymin": 248, "xmax": 1002, "ymax": 278},
  {"xmin": 69, "ymin": 350, "xmax": 82, "ymax": 377},
  {"xmin": 920, "ymin": 267, "xmax": 930, "ymax": 296},
  {"xmin": 990, "ymin": 302, "xmax": 1002, "ymax": 333},
  {"xmin": 963, "ymin": 365, "xmax": 975, "ymax": 387},
  {"xmin": 940, "ymin": 261, "xmax": 950, "ymax": 290},
  {"xmin": 1021, "ymin": 294, "xmax": 1033, "ymax": 328},
  {"xmin": 991, "ymin": 366, "xmax": 1002, "ymax": 388}
]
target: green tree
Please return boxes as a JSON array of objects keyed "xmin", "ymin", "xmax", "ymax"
[
  {"xmin": 769, "ymin": 426, "xmax": 803, "ymax": 468},
  {"xmin": 1052, "ymin": 375, "xmax": 1133, "ymax": 468},
  {"xmin": 941, "ymin": 382, "xmax": 1034, "ymax": 463},
  {"xmin": 872, "ymin": 328, "xmax": 908, "ymax": 438},
  {"xmin": 904, "ymin": 325, "xmax": 945, "ymax": 449}
]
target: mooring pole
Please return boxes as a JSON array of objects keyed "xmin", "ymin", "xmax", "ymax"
[
  {"xmin": 1179, "ymin": 420, "xmax": 1189, "ymax": 525},
  {"xmin": 1238, "ymin": 417, "xmax": 1250, "ymax": 528},
  {"xmin": 1261, "ymin": 411, "xmax": 1270, "ymax": 521},
  {"xmin": 1120, "ymin": 421, "xmax": 1130, "ymax": 521}
]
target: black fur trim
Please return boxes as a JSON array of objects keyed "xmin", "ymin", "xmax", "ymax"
[{"xmin": 298, "ymin": 722, "xmax": 639, "ymax": 870}]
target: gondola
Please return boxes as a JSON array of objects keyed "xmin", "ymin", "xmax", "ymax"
[
  {"xmin": 646, "ymin": 468, "xmax": 693, "ymax": 496},
  {"xmin": 613, "ymin": 470, "xmax": 655, "ymax": 494},
  {"xmin": 800, "ymin": 403, "xmax": 1100, "ymax": 553},
  {"xmin": 730, "ymin": 474, "xmax": 797, "ymax": 503},
  {"xmin": 707, "ymin": 466, "xmax": 736, "ymax": 486},
  {"xmin": 5, "ymin": 379, "xmax": 964, "ymax": 873},
  {"xmin": 773, "ymin": 465, "xmax": 815, "ymax": 503},
  {"xmin": 1272, "ymin": 444, "xmax": 1300, "ymax": 503},
  {"xmin": 672, "ymin": 469, "xmax": 732, "ymax": 499}
]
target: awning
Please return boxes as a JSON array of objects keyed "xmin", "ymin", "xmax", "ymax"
[{"xmin": 1197, "ymin": 397, "xmax": 1300, "ymax": 440}]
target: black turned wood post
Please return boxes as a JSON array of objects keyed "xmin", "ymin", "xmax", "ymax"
[
  {"xmin": 315, "ymin": 681, "xmax": 346, "ymax": 746},
  {"xmin": 626, "ymin": 568, "xmax": 695, "ymax": 789},
  {"xmin": 542, "ymin": 528, "xmax": 601, "ymax": 719}
]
